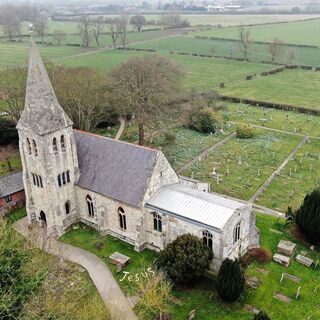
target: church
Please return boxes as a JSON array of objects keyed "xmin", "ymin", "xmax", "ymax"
[{"xmin": 16, "ymin": 41, "xmax": 259, "ymax": 270}]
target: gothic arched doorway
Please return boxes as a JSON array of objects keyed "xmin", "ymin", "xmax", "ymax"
[{"xmin": 40, "ymin": 211, "xmax": 47, "ymax": 224}]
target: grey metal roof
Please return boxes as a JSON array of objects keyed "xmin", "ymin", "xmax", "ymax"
[
  {"xmin": 16, "ymin": 40, "xmax": 73, "ymax": 135},
  {"xmin": 147, "ymin": 184, "xmax": 247, "ymax": 230},
  {"xmin": 0, "ymin": 171, "xmax": 24, "ymax": 198},
  {"xmin": 74, "ymin": 130, "xmax": 159, "ymax": 207}
]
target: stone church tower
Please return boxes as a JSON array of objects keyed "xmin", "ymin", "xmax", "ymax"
[{"xmin": 16, "ymin": 41, "xmax": 80, "ymax": 236}]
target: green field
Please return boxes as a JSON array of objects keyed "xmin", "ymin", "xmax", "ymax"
[
  {"xmin": 226, "ymin": 103, "xmax": 320, "ymax": 137},
  {"xmin": 60, "ymin": 49, "xmax": 274, "ymax": 91},
  {"xmin": 257, "ymin": 139, "xmax": 320, "ymax": 212},
  {"xmin": 195, "ymin": 18, "xmax": 320, "ymax": 46},
  {"xmin": 182, "ymin": 129, "xmax": 302, "ymax": 200},
  {"xmin": 132, "ymin": 35, "xmax": 320, "ymax": 66},
  {"xmin": 223, "ymin": 69, "xmax": 320, "ymax": 110}
]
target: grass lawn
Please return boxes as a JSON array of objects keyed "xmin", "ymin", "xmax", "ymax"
[
  {"xmin": 61, "ymin": 224, "xmax": 157, "ymax": 295},
  {"xmin": 132, "ymin": 35, "xmax": 320, "ymax": 66},
  {"xmin": 181, "ymin": 129, "xmax": 302, "ymax": 201},
  {"xmin": 256, "ymin": 139, "xmax": 320, "ymax": 212},
  {"xmin": 196, "ymin": 18, "xmax": 320, "ymax": 46},
  {"xmin": 223, "ymin": 69, "xmax": 320, "ymax": 110},
  {"xmin": 226, "ymin": 103, "xmax": 320, "ymax": 137},
  {"xmin": 61, "ymin": 213, "xmax": 320, "ymax": 320}
]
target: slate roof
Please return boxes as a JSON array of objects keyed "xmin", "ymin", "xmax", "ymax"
[
  {"xmin": 16, "ymin": 40, "xmax": 73, "ymax": 135},
  {"xmin": 74, "ymin": 130, "xmax": 159, "ymax": 207},
  {"xmin": 0, "ymin": 171, "xmax": 24, "ymax": 198},
  {"xmin": 147, "ymin": 184, "xmax": 248, "ymax": 231}
]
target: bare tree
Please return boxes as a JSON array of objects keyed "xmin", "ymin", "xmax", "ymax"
[
  {"xmin": 109, "ymin": 17, "xmax": 120, "ymax": 48},
  {"xmin": 77, "ymin": 16, "xmax": 92, "ymax": 48},
  {"xmin": 92, "ymin": 16, "xmax": 104, "ymax": 47},
  {"xmin": 33, "ymin": 15, "xmax": 48, "ymax": 43},
  {"xmin": 52, "ymin": 29, "xmax": 65, "ymax": 46},
  {"xmin": 117, "ymin": 14, "xmax": 128, "ymax": 49},
  {"xmin": 287, "ymin": 47, "xmax": 297, "ymax": 65},
  {"xmin": 159, "ymin": 10, "xmax": 189, "ymax": 29},
  {"xmin": 49, "ymin": 66, "xmax": 110, "ymax": 132},
  {"xmin": 1, "ymin": 7, "xmax": 21, "ymax": 41},
  {"xmin": 0, "ymin": 67, "xmax": 27, "ymax": 122},
  {"xmin": 109, "ymin": 55, "xmax": 183, "ymax": 145},
  {"xmin": 129, "ymin": 15, "xmax": 147, "ymax": 32},
  {"xmin": 268, "ymin": 39, "xmax": 285, "ymax": 64},
  {"xmin": 238, "ymin": 24, "xmax": 250, "ymax": 61}
]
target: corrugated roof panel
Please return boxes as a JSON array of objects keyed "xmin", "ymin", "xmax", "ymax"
[{"xmin": 147, "ymin": 184, "xmax": 246, "ymax": 230}]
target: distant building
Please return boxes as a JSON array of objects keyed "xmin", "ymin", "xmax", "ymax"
[
  {"xmin": 16, "ymin": 41, "xmax": 259, "ymax": 271},
  {"xmin": 0, "ymin": 171, "xmax": 25, "ymax": 216}
]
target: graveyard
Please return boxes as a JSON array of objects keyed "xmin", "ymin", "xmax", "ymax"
[{"xmin": 60, "ymin": 213, "xmax": 320, "ymax": 320}]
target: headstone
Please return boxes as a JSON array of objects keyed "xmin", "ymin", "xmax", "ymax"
[
  {"xmin": 256, "ymin": 268, "xmax": 270, "ymax": 276},
  {"xmin": 277, "ymin": 240, "xmax": 296, "ymax": 257},
  {"xmin": 296, "ymin": 286, "xmax": 301, "ymax": 300},
  {"xmin": 273, "ymin": 253, "xmax": 291, "ymax": 267},
  {"xmin": 188, "ymin": 310, "xmax": 196, "ymax": 320},
  {"xmin": 245, "ymin": 275, "xmax": 261, "ymax": 289},
  {"xmin": 314, "ymin": 259, "xmax": 319, "ymax": 269},
  {"xmin": 282, "ymin": 273, "xmax": 301, "ymax": 283},
  {"xmin": 296, "ymin": 254, "xmax": 313, "ymax": 268},
  {"xmin": 273, "ymin": 292, "xmax": 291, "ymax": 304}
]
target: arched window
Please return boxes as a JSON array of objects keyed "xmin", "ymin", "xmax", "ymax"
[
  {"xmin": 39, "ymin": 176, "xmax": 43, "ymax": 188},
  {"xmin": 35, "ymin": 175, "xmax": 40, "ymax": 187},
  {"xmin": 233, "ymin": 221, "xmax": 241, "ymax": 244},
  {"xmin": 153, "ymin": 212, "xmax": 162, "ymax": 232},
  {"xmin": 32, "ymin": 140, "xmax": 38, "ymax": 156},
  {"xmin": 66, "ymin": 170, "xmax": 70, "ymax": 183},
  {"xmin": 65, "ymin": 201, "xmax": 71, "ymax": 215},
  {"xmin": 62, "ymin": 172, "xmax": 66, "ymax": 185},
  {"xmin": 32, "ymin": 174, "xmax": 36, "ymax": 185},
  {"xmin": 26, "ymin": 138, "xmax": 32, "ymax": 154},
  {"xmin": 58, "ymin": 174, "xmax": 62, "ymax": 187},
  {"xmin": 118, "ymin": 206, "xmax": 127, "ymax": 230},
  {"xmin": 53, "ymin": 138, "xmax": 58, "ymax": 153},
  {"xmin": 86, "ymin": 195, "xmax": 94, "ymax": 217},
  {"xmin": 60, "ymin": 135, "xmax": 66, "ymax": 152},
  {"xmin": 203, "ymin": 230, "xmax": 213, "ymax": 251}
]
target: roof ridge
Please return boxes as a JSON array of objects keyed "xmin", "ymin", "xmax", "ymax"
[
  {"xmin": 74, "ymin": 129, "xmax": 160, "ymax": 153},
  {"xmin": 0, "ymin": 170, "xmax": 23, "ymax": 180}
]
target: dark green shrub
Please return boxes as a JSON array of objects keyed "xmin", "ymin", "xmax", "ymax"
[
  {"xmin": 236, "ymin": 124, "xmax": 254, "ymax": 139},
  {"xmin": 217, "ymin": 258, "xmax": 245, "ymax": 302},
  {"xmin": 0, "ymin": 117, "xmax": 18, "ymax": 146},
  {"xmin": 188, "ymin": 107, "xmax": 222, "ymax": 134},
  {"xmin": 296, "ymin": 188, "xmax": 320, "ymax": 244},
  {"xmin": 254, "ymin": 311, "xmax": 271, "ymax": 320},
  {"xmin": 157, "ymin": 234, "xmax": 213, "ymax": 285}
]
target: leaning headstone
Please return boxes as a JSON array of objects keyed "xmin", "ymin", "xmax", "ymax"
[
  {"xmin": 277, "ymin": 240, "xmax": 296, "ymax": 257},
  {"xmin": 273, "ymin": 253, "xmax": 291, "ymax": 267},
  {"xmin": 296, "ymin": 254, "xmax": 313, "ymax": 268},
  {"xmin": 244, "ymin": 304, "xmax": 260, "ymax": 315},
  {"xmin": 296, "ymin": 286, "xmax": 301, "ymax": 300},
  {"xmin": 314, "ymin": 259, "xmax": 319, "ymax": 269},
  {"xmin": 188, "ymin": 309, "xmax": 196, "ymax": 320}
]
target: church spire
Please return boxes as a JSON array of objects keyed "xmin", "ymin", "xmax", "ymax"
[{"xmin": 16, "ymin": 40, "xmax": 73, "ymax": 135}]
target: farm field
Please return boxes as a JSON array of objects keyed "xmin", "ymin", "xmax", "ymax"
[
  {"xmin": 195, "ymin": 18, "xmax": 320, "ymax": 46},
  {"xmin": 181, "ymin": 129, "xmax": 302, "ymax": 201},
  {"xmin": 223, "ymin": 69, "xmax": 320, "ymax": 110},
  {"xmin": 226, "ymin": 103, "xmax": 320, "ymax": 137},
  {"xmin": 61, "ymin": 214, "xmax": 320, "ymax": 320},
  {"xmin": 256, "ymin": 139, "xmax": 320, "ymax": 212},
  {"xmin": 132, "ymin": 35, "xmax": 320, "ymax": 66},
  {"xmin": 60, "ymin": 49, "xmax": 274, "ymax": 91}
]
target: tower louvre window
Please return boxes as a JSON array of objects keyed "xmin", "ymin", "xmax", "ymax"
[
  {"xmin": 62, "ymin": 172, "xmax": 66, "ymax": 185},
  {"xmin": 53, "ymin": 138, "xmax": 58, "ymax": 153},
  {"xmin": 32, "ymin": 140, "xmax": 38, "ymax": 156},
  {"xmin": 26, "ymin": 138, "xmax": 32, "ymax": 154},
  {"xmin": 58, "ymin": 170, "xmax": 71, "ymax": 187},
  {"xmin": 32, "ymin": 173, "xmax": 43, "ymax": 188},
  {"xmin": 58, "ymin": 174, "xmax": 62, "ymax": 187},
  {"xmin": 66, "ymin": 170, "xmax": 70, "ymax": 183},
  {"xmin": 60, "ymin": 135, "xmax": 66, "ymax": 152}
]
